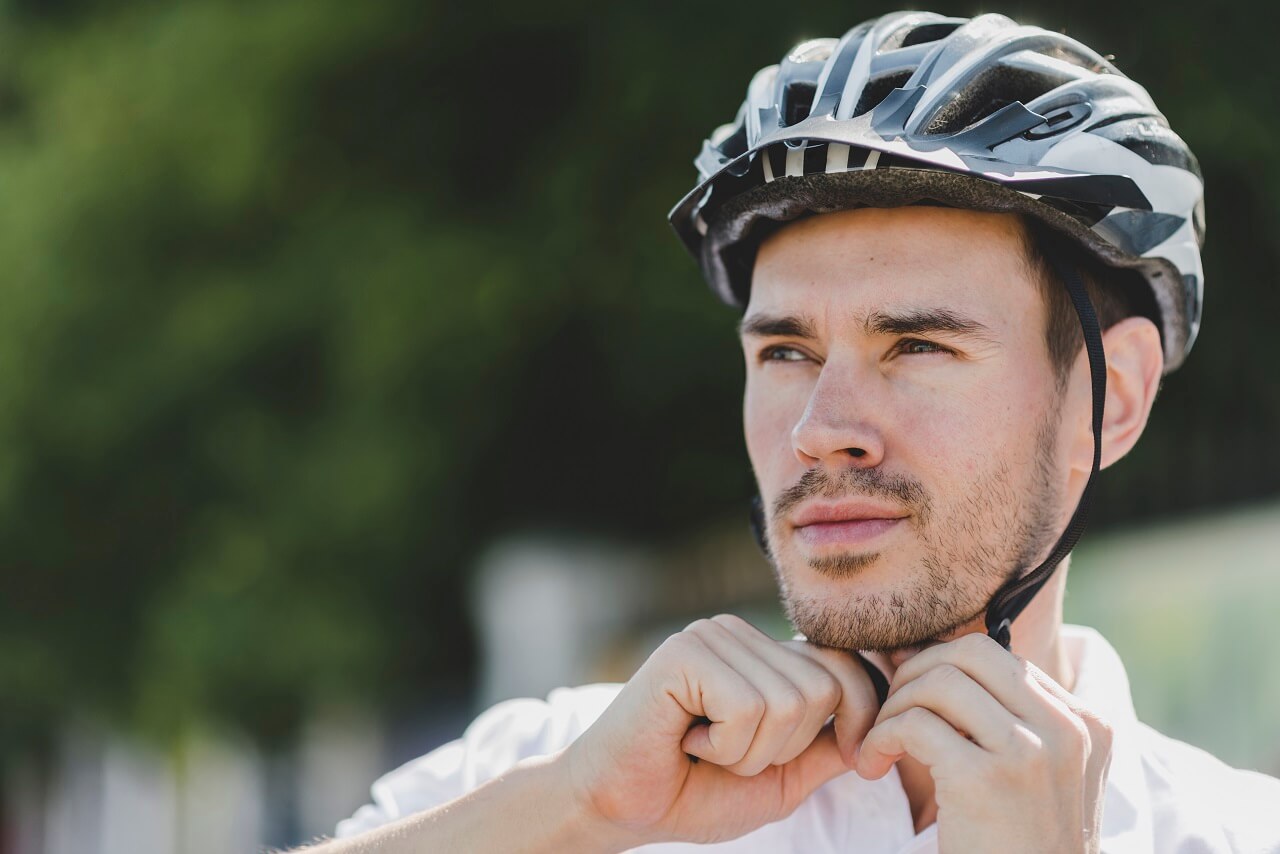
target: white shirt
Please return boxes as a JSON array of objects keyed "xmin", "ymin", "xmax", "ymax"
[{"xmin": 336, "ymin": 624, "xmax": 1280, "ymax": 852}]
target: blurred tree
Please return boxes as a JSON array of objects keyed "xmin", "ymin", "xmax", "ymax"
[{"xmin": 0, "ymin": 0, "xmax": 1275, "ymax": 760}]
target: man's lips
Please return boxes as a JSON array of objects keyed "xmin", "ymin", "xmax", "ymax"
[
  {"xmin": 791, "ymin": 501, "xmax": 908, "ymax": 548},
  {"xmin": 791, "ymin": 500, "xmax": 908, "ymax": 527}
]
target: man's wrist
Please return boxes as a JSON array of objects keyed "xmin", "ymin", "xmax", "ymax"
[{"xmin": 537, "ymin": 746, "xmax": 644, "ymax": 854}]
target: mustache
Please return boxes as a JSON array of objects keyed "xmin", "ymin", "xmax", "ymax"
[{"xmin": 771, "ymin": 466, "xmax": 931, "ymax": 523}]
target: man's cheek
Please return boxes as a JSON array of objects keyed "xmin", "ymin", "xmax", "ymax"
[
  {"xmin": 896, "ymin": 399, "xmax": 992, "ymax": 475},
  {"xmin": 744, "ymin": 391, "xmax": 805, "ymax": 469}
]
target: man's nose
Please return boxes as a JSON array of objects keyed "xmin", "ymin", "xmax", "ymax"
[{"xmin": 791, "ymin": 361, "xmax": 885, "ymax": 469}]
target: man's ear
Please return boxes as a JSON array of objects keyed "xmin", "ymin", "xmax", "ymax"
[{"xmin": 1078, "ymin": 315, "xmax": 1164, "ymax": 471}]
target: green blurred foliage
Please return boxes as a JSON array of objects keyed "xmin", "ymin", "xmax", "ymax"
[{"xmin": 0, "ymin": 0, "xmax": 1275, "ymax": 757}]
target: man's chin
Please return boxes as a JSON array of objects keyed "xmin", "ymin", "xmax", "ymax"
[
  {"xmin": 773, "ymin": 548, "xmax": 990, "ymax": 650},
  {"xmin": 868, "ymin": 622, "xmax": 993, "ymax": 676},
  {"xmin": 789, "ymin": 542, "xmax": 885, "ymax": 578},
  {"xmin": 884, "ymin": 637, "xmax": 945, "ymax": 668},
  {"xmin": 777, "ymin": 548, "xmax": 894, "ymax": 590}
]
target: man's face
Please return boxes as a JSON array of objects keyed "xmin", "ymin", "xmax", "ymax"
[{"xmin": 742, "ymin": 205, "xmax": 1071, "ymax": 655}]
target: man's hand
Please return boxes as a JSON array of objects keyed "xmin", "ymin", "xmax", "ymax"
[
  {"xmin": 562, "ymin": 613, "xmax": 881, "ymax": 847},
  {"xmin": 854, "ymin": 632, "xmax": 1114, "ymax": 854}
]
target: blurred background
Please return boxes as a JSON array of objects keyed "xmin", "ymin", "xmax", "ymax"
[{"xmin": 0, "ymin": 0, "xmax": 1275, "ymax": 851}]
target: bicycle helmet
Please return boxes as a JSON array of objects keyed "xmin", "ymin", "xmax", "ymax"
[
  {"xmin": 668, "ymin": 11, "xmax": 1205, "ymax": 675},
  {"xmin": 669, "ymin": 10, "xmax": 1204, "ymax": 369}
]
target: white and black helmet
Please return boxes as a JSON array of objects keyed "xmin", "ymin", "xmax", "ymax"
[
  {"xmin": 670, "ymin": 11, "xmax": 1207, "ymax": 670},
  {"xmin": 669, "ymin": 10, "xmax": 1205, "ymax": 371}
]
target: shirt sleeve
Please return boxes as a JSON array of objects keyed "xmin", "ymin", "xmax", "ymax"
[
  {"xmin": 1138, "ymin": 722, "xmax": 1280, "ymax": 853},
  {"xmin": 334, "ymin": 682, "xmax": 624, "ymax": 839}
]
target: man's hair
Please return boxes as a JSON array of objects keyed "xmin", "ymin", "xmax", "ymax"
[{"xmin": 1017, "ymin": 215, "xmax": 1160, "ymax": 388}]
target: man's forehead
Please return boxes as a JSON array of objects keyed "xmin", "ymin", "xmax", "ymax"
[
  {"xmin": 755, "ymin": 204, "xmax": 1029, "ymax": 257},
  {"xmin": 745, "ymin": 262, "xmax": 988, "ymax": 318},
  {"xmin": 745, "ymin": 208, "xmax": 1036, "ymax": 334},
  {"xmin": 751, "ymin": 206, "xmax": 1030, "ymax": 287}
]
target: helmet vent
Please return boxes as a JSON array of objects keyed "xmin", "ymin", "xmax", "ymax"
[
  {"xmin": 923, "ymin": 64, "xmax": 1076, "ymax": 135},
  {"xmin": 852, "ymin": 70, "xmax": 913, "ymax": 117},
  {"xmin": 1040, "ymin": 43, "xmax": 1111, "ymax": 74},
  {"xmin": 717, "ymin": 121, "xmax": 748, "ymax": 160},
  {"xmin": 899, "ymin": 22, "xmax": 962, "ymax": 48},
  {"xmin": 782, "ymin": 81, "xmax": 818, "ymax": 126}
]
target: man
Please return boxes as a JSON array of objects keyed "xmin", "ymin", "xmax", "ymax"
[{"xmin": 300, "ymin": 11, "xmax": 1280, "ymax": 853}]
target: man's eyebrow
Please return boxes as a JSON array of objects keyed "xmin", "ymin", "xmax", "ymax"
[
  {"xmin": 864, "ymin": 308, "xmax": 995, "ymax": 340},
  {"xmin": 737, "ymin": 308, "xmax": 996, "ymax": 342},
  {"xmin": 737, "ymin": 312, "xmax": 818, "ymax": 339}
]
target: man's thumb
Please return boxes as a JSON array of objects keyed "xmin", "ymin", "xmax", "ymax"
[{"xmin": 776, "ymin": 723, "xmax": 855, "ymax": 813}]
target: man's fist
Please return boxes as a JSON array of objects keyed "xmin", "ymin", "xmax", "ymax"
[{"xmin": 563, "ymin": 613, "xmax": 882, "ymax": 847}]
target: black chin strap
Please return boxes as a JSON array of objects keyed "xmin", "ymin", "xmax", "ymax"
[{"xmin": 984, "ymin": 243, "xmax": 1107, "ymax": 650}]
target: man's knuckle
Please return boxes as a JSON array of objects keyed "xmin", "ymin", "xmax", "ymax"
[
  {"xmin": 957, "ymin": 632, "xmax": 993, "ymax": 655},
  {"xmin": 741, "ymin": 687, "xmax": 767, "ymax": 719},
  {"xmin": 710, "ymin": 613, "xmax": 749, "ymax": 632},
  {"xmin": 729, "ymin": 757, "xmax": 767, "ymax": 777},
  {"xmin": 668, "ymin": 629, "xmax": 703, "ymax": 652},
  {"xmin": 1091, "ymin": 715, "xmax": 1115, "ymax": 749},
  {"xmin": 1043, "ymin": 711, "xmax": 1088, "ymax": 753},
  {"xmin": 714, "ymin": 738, "xmax": 749, "ymax": 768},
  {"xmin": 929, "ymin": 662, "xmax": 966, "ymax": 688},
  {"xmin": 771, "ymin": 687, "xmax": 807, "ymax": 723},
  {"xmin": 902, "ymin": 706, "xmax": 933, "ymax": 728},
  {"xmin": 1065, "ymin": 716, "xmax": 1092, "ymax": 754},
  {"xmin": 684, "ymin": 617, "xmax": 714, "ymax": 634},
  {"xmin": 658, "ymin": 631, "xmax": 688, "ymax": 656},
  {"xmin": 808, "ymin": 672, "xmax": 841, "ymax": 708},
  {"xmin": 1005, "ymin": 724, "xmax": 1042, "ymax": 759}
]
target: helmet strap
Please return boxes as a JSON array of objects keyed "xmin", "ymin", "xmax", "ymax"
[
  {"xmin": 983, "ymin": 242, "xmax": 1108, "ymax": 649},
  {"xmin": 748, "ymin": 493, "xmax": 770, "ymax": 559}
]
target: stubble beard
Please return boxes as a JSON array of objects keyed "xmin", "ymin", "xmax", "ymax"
[{"xmin": 765, "ymin": 405, "xmax": 1065, "ymax": 654}]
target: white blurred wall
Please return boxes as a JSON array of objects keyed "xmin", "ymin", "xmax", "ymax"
[
  {"xmin": 470, "ymin": 536, "xmax": 655, "ymax": 707},
  {"xmin": 2, "ymin": 712, "xmax": 380, "ymax": 854}
]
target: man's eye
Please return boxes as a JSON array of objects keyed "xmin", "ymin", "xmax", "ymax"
[
  {"xmin": 758, "ymin": 345, "xmax": 810, "ymax": 363},
  {"xmin": 895, "ymin": 338, "xmax": 950, "ymax": 356}
]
